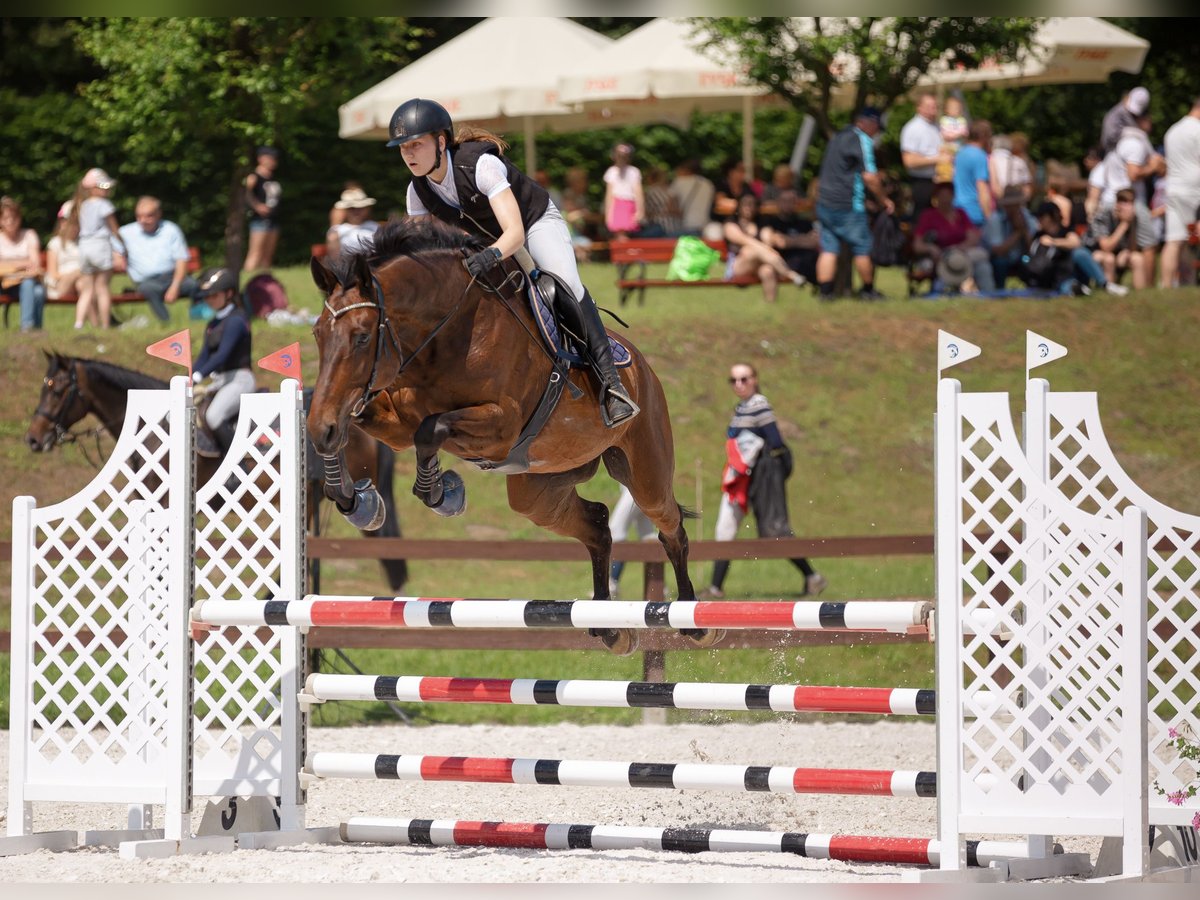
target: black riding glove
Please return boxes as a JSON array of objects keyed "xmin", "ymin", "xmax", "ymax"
[{"xmin": 465, "ymin": 247, "xmax": 503, "ymax": 278}]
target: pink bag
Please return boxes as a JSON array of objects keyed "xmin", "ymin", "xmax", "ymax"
[{"xmin": 606, "ymin": 197, "xmax": 639, "ymax": 235}]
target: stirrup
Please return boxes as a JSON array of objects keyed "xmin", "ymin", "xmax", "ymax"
[{"xmin": 600, "ymin": 384, "xmax": 640, "ymax": 428}]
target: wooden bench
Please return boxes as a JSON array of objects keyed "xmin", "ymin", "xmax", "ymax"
[
  {"xmin": 1, "ymin": 247, "xmax": 202, "ymax": 327},
  {"xmin": 610, "ymin": 237, "xmax": 759, "ymax": 306}
]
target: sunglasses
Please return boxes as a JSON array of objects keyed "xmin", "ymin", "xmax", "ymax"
[{"xmin": 729, "ymin": 376, "xmax": 753, "ymax": 384}]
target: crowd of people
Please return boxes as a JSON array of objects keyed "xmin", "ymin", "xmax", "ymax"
[{"xmin": 1, "ymin": 148, "xmax": 284, "ymax": 332}]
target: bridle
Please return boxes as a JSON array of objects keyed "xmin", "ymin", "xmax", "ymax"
[
  {"xmin": 31, "ymin": 362, "xmax": 84, "ymax": 447},
  {"xmin": 323, "ymin": 267, "xmax": 485, "ymax": 420}
]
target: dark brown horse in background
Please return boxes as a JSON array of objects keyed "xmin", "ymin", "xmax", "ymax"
[
  {"xmin": 25, "ymin": 351, "xmax": 408, "ymax": 592},
  {"xmin": 307, "ymin": 218, "xmax": 712, "ymax": 654}
]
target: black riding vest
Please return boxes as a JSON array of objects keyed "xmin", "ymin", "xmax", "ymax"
[
  {"xmin": 411, "ymin": 141, "xmax": 549, "ymax": 240},
  {"xmin": 203, "ymin": 311, "xmax": 253, "ymax": 373}
]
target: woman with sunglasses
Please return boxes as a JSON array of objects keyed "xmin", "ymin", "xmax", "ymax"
[{"xmin": 701, "ymin": 363, "xmax": 826, "ymax": 599}]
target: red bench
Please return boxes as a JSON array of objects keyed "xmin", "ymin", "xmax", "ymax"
[
  {"xmin": 1, "ymin": 247, "xmax": 202, "ymax": 328},
  {"xmin": 610, "ymin": 237, "xmax": 758, "ymax": 306}
]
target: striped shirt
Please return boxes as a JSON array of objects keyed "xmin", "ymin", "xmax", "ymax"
[{"xmin": 727, "ymin": 392, "xmax": 784, "ymax": 449}]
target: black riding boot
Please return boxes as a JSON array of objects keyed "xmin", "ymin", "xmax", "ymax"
[
  {"xmin": 213, "ymin": 418, "xmax": 238, "ymax": 457},
  {"xmin": 569, "ymin": 290, "xmax": 640, "ymax": 428}
]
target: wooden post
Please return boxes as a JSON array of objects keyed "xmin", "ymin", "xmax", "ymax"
[{"xmin": 641, "ymin": 561, "xmax": 667, "ymax": 725}]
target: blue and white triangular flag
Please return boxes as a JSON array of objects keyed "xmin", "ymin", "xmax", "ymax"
[
  {"xmin": 1026, "ymin": 331, "xmax": 1068, "ymax": 377},
  {"xmin": 937, "ymin": 330, "xmax": 981, "ymax": 376}
]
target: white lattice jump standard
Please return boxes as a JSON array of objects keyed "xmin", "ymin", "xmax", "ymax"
[
  {"xmin": 302, "ymin": 752, "xmax": 938, "ymax": 797},
  {"xmin": 301, "ymin": 674, "xmax": 937, "ymax": 715},
  {"xmin": 341, "ymin": 817, "xmax": 1039, "ymax": 867},
  {"xmin": 192, "ymin": 597, "xmax": 932, "ymax": 633}
]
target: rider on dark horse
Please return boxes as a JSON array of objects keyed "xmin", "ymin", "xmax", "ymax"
[
  {"xmin": 388, "ymin": 97, "xmax": 639, "ymax": 429},
  {"xmin": 192, "ymin": 266, "xmax": 256, "ymax": 457}
]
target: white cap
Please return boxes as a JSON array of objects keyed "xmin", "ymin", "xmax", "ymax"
[
  {"xmin": 82, "ymin": 167, "xmax": 115, "ymax": 190},
  {"xmin": 1127, "ymin": 86, "xmax": 1150, "ymax": 116}
]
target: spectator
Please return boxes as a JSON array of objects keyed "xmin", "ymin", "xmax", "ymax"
[
  {"xmin": 1083, "ymin": 145, "xmax": 1107, "ymax": 222},
  {"xmin": 1090, "ymin": 188, "xmax": 1155, "ymax": 290},
  {"xmin": 69, "ymin": 167, "xmax": 125, "ymax": 330},
  {"xmin": 990, "ymin": 132, "xmax": 1034, "ymax": 203},
  {"xmin": 602, "ymin": 142, "xmax": 644, "ymax": 240},
  {"xmin": 1160, "ymin": 96, "xmax": 1200, "ymax": 289},
  {"xmin": 952, "ymin": 119, "xmax": 994, "ymax": 228},
  {"xmin": 116, "ymin": 196, "xmax": 198, "ymax": 323},
  {"xmin": 760, "ymin": 189, "xmax": 820, "ymax": 284},
  {"xmin": 328, "ymin": 180, "xmax": 363, "ymax": 228},
  {"xmin": 668, "ymin": 158, "xmax": 716, "ymax": 236},
  {"xmin": 243, "ymin": 145, "xmax": 282, "ymax": 271},
  {"xmin": 44, "ymin": 213, "xmax": 81, "ymax": 301},
  {"xmin": 814, "ymin": 106, "xmax": 894, "ymax": 301},
  {"xmin": 325, "ymin": 187, "xmax": 380, "ymax": 258},
  {"xmin": 0, "ymin": 196, "xmax": 46, "ymax": 332},
  {"xmin": 1100, "ymin": 86, "xmax": 1150, "ymax": 154},
  {"xmin": 1102, "ymin": 112, "xmax": 1165, "ymax": 209},
  {"xmin": 639, "ymin": 167, "xmax": 680, "ymax": 238},
  {"xmin": 191, "ymin": 267, "xmax": 255, "ymax": 458},
  {"xmin": 900, "ymin": 91, "xmax": 943, "ymax": 217},
  {"xmin": 761, "ymin": 162, "xmax": 798, "ymax": 208},
  {"xmin": 533, "ymin": 169, "xmax": 564, "ymax": 210},
  {"xmin": 604, "ymin": 484, "xmax": 656, "ymax": 600},
  {"xmin": 910, "ymin": 180, "xmax": 995, "ymax": 292},
  {"xmin": 936, "ymin": 94, "xmax": 970, "ymax": 182},
  {"xmin": 723, "ymin": 193, "xmax": 807, "ymax": 301},
  {"xmin": 1022, "ymin": 201, "xmax": 1126, "ymax": 296},
  {"xmin": 560, "ymin": 166, "xmax": 603, "ymax": 243},
  {"xmin": 701, "ymin": 363, "xmax": 825, "ymax": 600},
  {"xmin": 712, "ymin": 157, "xmax": 755, "ymax": 223},
  {"xmin": 985, "ymin": 185, "xmax": 1039, "ymax": 287}
]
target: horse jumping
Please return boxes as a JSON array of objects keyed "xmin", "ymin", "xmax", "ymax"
[
  {"xmin": 307, "ymin": 218, "xmax": 706, "ymax": 654},
  {"xmin": 25, "ymin": 350, "xmax": 408, "ymax": 591}
]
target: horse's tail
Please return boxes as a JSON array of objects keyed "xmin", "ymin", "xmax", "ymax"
[{"xmin": 678, "ymin": 504, "xmax": 699, "ymax": 521}]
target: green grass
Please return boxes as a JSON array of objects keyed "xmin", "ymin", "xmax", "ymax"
[{"xmin": 2, "ymin": 261, "xmax": 1198, "ymax": 728}]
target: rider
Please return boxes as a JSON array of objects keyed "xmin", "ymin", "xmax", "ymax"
[
  {"xmin": 191, "ymin": 266, "xmax": 255, "ymax": 457},
  {"xmin": 388, "ymin": 97, "xmax": 638, "ymax": 428}
]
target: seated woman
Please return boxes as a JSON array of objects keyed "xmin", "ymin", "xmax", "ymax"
[
  {"xmin": 0, "ymin": 196, "xmax": 46, "ymax": 331},
  {"xmin": 910, "ymin": 180, "xmax": 995, "ymax": 292},
  {"xmin": 723, "ymin": 193, "xmax": 807, "ymax": 302}
]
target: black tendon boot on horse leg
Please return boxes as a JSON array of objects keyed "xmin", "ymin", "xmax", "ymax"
[{"xmin": 563, "ymin": 289, "xmax": 639, "ymax": 428}]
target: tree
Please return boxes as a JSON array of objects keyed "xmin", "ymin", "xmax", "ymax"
[
  {"xmin": 75, "ymin": 18, "xmax": 417, "ymax": 268},
  {"xmin": 687, "ymin": 17, "xmax": 1041, "ymax": 137}
]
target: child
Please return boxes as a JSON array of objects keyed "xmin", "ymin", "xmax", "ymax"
[
  {"xmin": 45, "ymin": 214, "xmax": 81, "ymax": 301},
  {"xmin": 936, "ymin": 96, "xmax": 970, "ymax": 183},
  {"xmin": 68, "ymin": 167, "xmax": 125, "ymax": 329}
]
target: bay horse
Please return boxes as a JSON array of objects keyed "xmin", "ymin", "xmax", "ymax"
[
  {"xmin": 306, "ymin": 218, "xmax": 712, "ymax": 654},
  {"xmin": 25, "ymin": 351, "xmax": 408, "ymax": 592}
]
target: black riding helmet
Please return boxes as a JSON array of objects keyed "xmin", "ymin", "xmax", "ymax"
[{"xmin": 386, "ymin": 98, "xmax": 454, "ymax": 148}]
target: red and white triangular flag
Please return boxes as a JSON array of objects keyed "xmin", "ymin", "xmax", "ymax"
[
  {"xmin": 258, "ymin": 342, "xmax": 303, "ymax": 387},
  {"xmin": 146, "ymin": 329, "xmax": 192, "ymax": 374}
]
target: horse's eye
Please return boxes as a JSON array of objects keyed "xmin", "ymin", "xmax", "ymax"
[
  {"xmin": 353, "ymin": 333, "xmax": 371, "ymax": 349},
  {"xmin": 45, "ymin": 379, "xmax": 54, "ymax": 389}
]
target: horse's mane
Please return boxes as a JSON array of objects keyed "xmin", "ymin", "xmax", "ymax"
[
  {"xmin": 331, "ymin": 217, "xmax": 485, "ymax": 288},
  {"xmin": 57, "ymin": 354, "xmax": 170, "ymax": 392}
]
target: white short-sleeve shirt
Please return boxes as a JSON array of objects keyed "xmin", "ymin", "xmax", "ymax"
[{"xmin": 406, "ymin": 150, "xmax": 511, "ymax": 216}]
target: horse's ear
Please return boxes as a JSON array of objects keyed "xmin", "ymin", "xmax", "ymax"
[
  {"xmin": 310, "ymin": 255, "xmax": 338, "ymax": 295},
  {"xmin": 354, "ymin": 253, "xmax": 374, "ymax": 296}
]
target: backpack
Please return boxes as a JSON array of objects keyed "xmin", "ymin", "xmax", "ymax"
[
  {"xmin": 666, "ymin": 236, "xmax": 721, "ymax": 281},
  {"xmin": 1019, "ymin": 238, "xmax": 1071, "ymax": 289},
  {"xmin": 243, "ymin": 272, "xmax": 290, "ymax": 319},
  {"xmin": 870, "ymin": 212, "xmax": 906, "ymax": 267}
]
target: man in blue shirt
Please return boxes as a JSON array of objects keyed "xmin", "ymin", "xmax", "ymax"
[
  {"xmin": 952, "ymin": 121, "xmax": 994, "ymax": 228},
  {"xmin": 116, "ymin": 196, "xmax": 198, "ymax": 322},
  {"xmin": 815, "ymin": 107, "xmax": 895, "ymax": 300}
]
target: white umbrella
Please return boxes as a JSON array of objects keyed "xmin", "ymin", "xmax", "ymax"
[
  {"xmin": 918, "ymin": 17, "xmax": 1148, "ymax": 91},
  {"xmin": 557, "ymin": 18, "xmax": 780, "ymax": 172},
  {"xmin": 338, "ymin": 17, "xmax": 617, "ymax": 170}
]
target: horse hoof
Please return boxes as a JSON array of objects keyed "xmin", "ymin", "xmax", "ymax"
[
  {"xmin": 343, "ymin": 478, "xmax": 386, "ymax": 531},
  {"xmin": 679, "ymin": 628, "xmax": 726, "ymax": 649},
  {"xmin": 593, "ymin": 627, "xmax": 640, "ymax": 657},
  {"xmin": 429, "ymin": 470, "xmax": 466, "ymax": 517}
]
